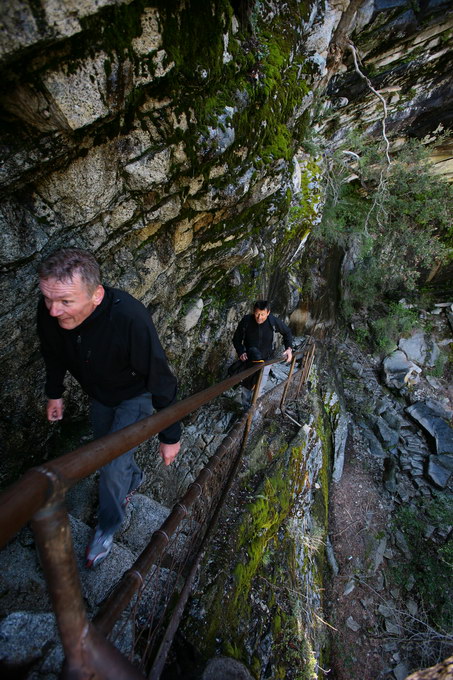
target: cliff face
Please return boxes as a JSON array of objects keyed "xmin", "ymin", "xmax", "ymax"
[
  {"xmin": 0, "ymin": 0, "xmax": 451, "ymax": 482},
  {"xmin": 321, "ymin": 0, "xmax": 453, "ymax": 177},
  {"xmin": 0, "ymin": 0, "xmax": 313, "ymax": 481}
]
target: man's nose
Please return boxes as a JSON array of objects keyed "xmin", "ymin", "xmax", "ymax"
[{"xmin": 49, "ymin": 302, "xmax": 63, "ymax": 316}]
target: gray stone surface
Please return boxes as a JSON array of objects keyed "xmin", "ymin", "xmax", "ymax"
[
  {"xmin": 42, "ymin": 53, "xmax": 112, "ymax": 129},
  {"xmin": 332, "ymin": 412, "xmax": 349, "ymax": 482},
  {"xmin": 362, "ymin": 424, "xmax": 387, "ymax": 458},
  {"xmin": 326, "ymin": 536, "xmax": 339, "ymax": 576},
  {"xmin": 0, "ymin": 532, "xmax": 49, "ymax": 617},
  {"xmin": 36, "ymin": 143, "xmax": 121, "ymax": 226},
  {"xmin": 118, "ymin": 493, "xmax": 170, "ymax": 554},
  {"xmin": 374, "ymin": 415, "xmax": 400, "ymax": 448},
  {"xmin": 398, "ymin": 331, "xmax": 427, "ymax": 366},
  {"xmin": 65, "ymin": 476, "xmax": 98, "ymax": 524},
  {"xmin": 383, "ymin": 351, "xmax": 421, "ymax": 389},
  {"xmin": 427, "ymin": 457, "xmax": 451, "ymax": 488},
  {"xmin": 0, "ymin": 611, "xmax": 60, "ymax": 669},
  {"xmin": 202, "ymin": 656, "xmax": 254, "ymax": 680},
  {"xmin": 406, "ymin": 402, "xmax": 453, "ymax": 455},
  {"xmin": 393, "ymin": 661, "xmax": 410, "ymax": 680},
  {"xmin": 436, "ymin": 454, "xmax": 453, "ymax": 471},
  {"xmin": 346, "ymin": 616, "xmax": 361, "ymax": 632},
  {"xmin": 179, "ymin": 298, "xmax": 204, "ymax": 332}
]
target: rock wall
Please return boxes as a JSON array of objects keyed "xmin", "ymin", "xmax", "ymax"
[
  {"xmin": 0, "ymin": 0, "xmax": 451, "ymax": 485},
  {"xmin": 0, "ymin": 0, "xmax": 319, "ymax": 483},
  {"xmin": 319, "ymin": 0, "xmax": 453, "ymax": 177}
]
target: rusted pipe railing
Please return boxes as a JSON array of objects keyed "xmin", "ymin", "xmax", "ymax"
[
  {"xmin": 148, "ymin": 403, "xmax": 261, "ymax": 678},
  {"xmin": 279, "ymin": 352, "xmax": 298, "ymax": 410},
  {"xmin": 0, "ymin": 363, "xmax": 265, "ymax": 549},
  {"xmin": 0, "ymin": 344, "xmax": 313, "ymax": 679},
  {"xmin": 93, "ymin": 412, "xmax": 250, "ymax": 636}
]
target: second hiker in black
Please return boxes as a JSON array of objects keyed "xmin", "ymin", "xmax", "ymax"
[{"xmin": 232, "ymin": 300, "xmax": 293, "ymax": 407}]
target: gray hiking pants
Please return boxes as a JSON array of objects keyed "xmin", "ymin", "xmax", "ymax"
[
  {"xmin": 241, "ymin": 364, "xmax": 271, "ymax": 408},
  {"xmin": 90, "ymin": 392, "xmax": 153, "ymax": 533}
]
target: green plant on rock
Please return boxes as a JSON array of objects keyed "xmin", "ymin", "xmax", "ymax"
[
  {"xmin": 273, "ymin": 618, "xmax": 318, "ymax": 680},
  {"xmin": 369, "ymin": 301, "xmax": 420, "ymax": 353},
  {"xmin": 391, "ymin": 493, "xmax": 453, "ymax": 633},
  {"xmin": 313, "ymin": 136, "xmax": 453, "ymax": 317},
  {"xmin": 427, "ymin": 349, "xmax": 449, "ymax": 379}
]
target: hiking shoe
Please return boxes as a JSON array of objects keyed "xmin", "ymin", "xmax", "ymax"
[
  {"xmin": 85, "ymin": 527, "xmax": 114, "ymax": 568},
  {"xmin": 123, "ymin": 471, "xmax": 146, "ymax": 508}
]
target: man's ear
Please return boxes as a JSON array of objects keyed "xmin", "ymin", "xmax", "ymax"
[{"xmin": 93, "ymin": 285, "xmax": 105, "ymax": 306}]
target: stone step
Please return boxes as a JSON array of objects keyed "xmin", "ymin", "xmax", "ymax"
[{"xmin": 0, "ymin": 490, "xmax": 179, "ymax": 678}]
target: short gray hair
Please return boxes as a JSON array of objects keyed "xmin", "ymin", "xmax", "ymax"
[{"xmin": 38, "ymin": 248, "xmax": 101, "ymax": 293}]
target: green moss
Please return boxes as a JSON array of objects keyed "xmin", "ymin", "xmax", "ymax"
[
  {"xmin": 274, "ymin": 616, "xmax": 318, "ymax": 680},
  {"xmin": 156, "ymin": 1, "xmax": 312, "ymax": 171},
  {"xmin": 79, "ymin": 0, "xmax": 146, "ymax": 58},
  {"xmin": 232, "ymin": 474, "xmax": 292, "ymax": 615},
  {"xmin": 285, "ymin": 158, "xmax": 322, "ymax": 246}
]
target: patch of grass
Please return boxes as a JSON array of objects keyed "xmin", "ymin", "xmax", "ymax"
[
  {"xmin": 427, "ymin": 350, "xmax": 449, "ymax": 379},
  {"xmin": 312, "ymin": 136, "xmax": 453, "ymax": 318},
  {"xmin": 369, "ymin": 302, "xmax": 420, "ymax": 354},
  {"xmin": 391, "ymin": 493, "xmax": 453, "ymax": 632}
]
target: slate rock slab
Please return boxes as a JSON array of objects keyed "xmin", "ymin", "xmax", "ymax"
[
  {"xmin": 427, "ymin": 457, "xmax": 451, "ymax": 489},
  {"xmin": 399, "ymin": 331, "xmax": 427, "ymax": 365},
  {"xmin": 118, "ymin": 493, "xmax": 170, "ymax": 554},
  {"xmin": 406, "ymin": 402, "xmax": 453, "ymax": 455},
  {"xmin": 383, "ymin": 351, "xmax": 421, "ymax": 389}
]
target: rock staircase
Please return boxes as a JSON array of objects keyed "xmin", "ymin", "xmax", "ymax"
[{"xmin": 0, "ymin": 477, "xmax": 176, "ymax": 678}]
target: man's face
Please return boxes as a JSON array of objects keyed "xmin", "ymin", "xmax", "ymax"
[
  {"xmin": 254, "ymin": 307, "xmax": 270, "ymax": 324},
  {"xmin": 39, "ymin": 274, "xmax": 104, "ymax": 330}
]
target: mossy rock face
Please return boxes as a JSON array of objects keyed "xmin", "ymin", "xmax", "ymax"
[
  {"xmin": 182, "ymin": 379, "xmax": 331, "ymax": 678},
  {"xmin": 0, "ymin": 0, "xmax": 318, "ymax": 482}
]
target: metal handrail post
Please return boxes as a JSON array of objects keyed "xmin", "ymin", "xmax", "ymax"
[
  {"xmin": 303, "ymin": 344, "xmax": 315, "ymax": 385},
  {"xmin": 279, "ymin": 353, "xmax": 297, "ymax": 411},
  {"xmin": 32, "ymin": 496, "xmax": 145, "ymax": 680},
  {"xmin": 31, "ymin": 496, "xmax": 94, "ymax": 679},
  {"xmin": 242, "ymin": 363, "xmax": 264, "ymax": 436},
  {"xmin": 296, "ymin": 341, "xmax": 314, "ymax": 398}
]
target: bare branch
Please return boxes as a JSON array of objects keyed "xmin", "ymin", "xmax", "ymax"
[{"xmin": 347, "ymin": 41, "xmax": 391, "ymax": 166}]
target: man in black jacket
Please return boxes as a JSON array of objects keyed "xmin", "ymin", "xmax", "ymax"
[
  {"xmin": 37, "ymin": 248, "xmax": 181, "ymax": 567},
  {"xmin": 232, "ymin": 300, "xmax": 293, "ymax": 405}
]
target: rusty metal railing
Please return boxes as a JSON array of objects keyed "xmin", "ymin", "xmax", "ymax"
[{"xmin": 0, "ymin": 339, "xmax": 315, "ymax": 679}]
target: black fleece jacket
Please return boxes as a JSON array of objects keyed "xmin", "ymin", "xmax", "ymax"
[
  {"xmin": 37, "ymin": 286, "xmax": 181, "ymax": 444},
  {"xmin": 233, "ymin": 313, "xmax": 293, "ymax": 360}
]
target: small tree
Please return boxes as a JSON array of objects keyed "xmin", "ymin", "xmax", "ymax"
[{"xmin": 313, "ymin": 137, "xmax": 452, "ymax": 316}]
